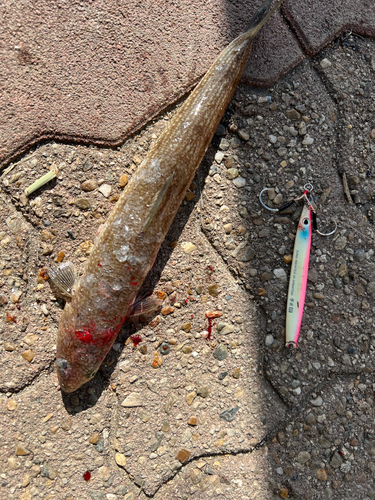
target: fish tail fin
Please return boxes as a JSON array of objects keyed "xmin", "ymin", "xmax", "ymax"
[{"xmin": 247, "ymin": 0, "xmax": 284, "ymax": 37}]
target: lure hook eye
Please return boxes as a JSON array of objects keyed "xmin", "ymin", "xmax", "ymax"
[{"xmin": 259, "ymin": 188, "xmax": 279, "ymax": 212}]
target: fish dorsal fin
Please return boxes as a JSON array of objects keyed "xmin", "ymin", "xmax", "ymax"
[
  {"xmin": 47, "ymin": 262, "xmax": 77, "ymax": 298},
  {"xmin": 142, "ymin": 174, "xmax": 173, "ymax": 232}
]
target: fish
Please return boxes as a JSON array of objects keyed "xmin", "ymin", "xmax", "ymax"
[
  {"xmin": 51, "ymin": 0, "xmax": 284, "ymax": 393},
  {"xmin": 285, "ymin": 205, "xmax": 312, "ymax": 348}
]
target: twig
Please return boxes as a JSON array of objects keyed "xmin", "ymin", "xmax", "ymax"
[{"xmin": 342, "ymin": 172, "xmax": 353, "ymax": 204}]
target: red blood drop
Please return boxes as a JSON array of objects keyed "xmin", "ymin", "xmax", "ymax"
[
  {"xmin": 206, "ymin": 317, "xmax": 214, "ymax": 341},
  {"xmin": 97, "ymin": 262, "xmax": 102, "ymax": 267},
  {"xmin": 131, "ymin": 334, "xmax": 142, "ymax": 347},
  {"xmin": 75, "ymin": 329, "xmax": 94, "ymax": 344},
  {"xmin": 83, "ymin": 471, "xmax": 91, "ymax": 481},
  {"xmin": 130, "ymin": 281, "xmax": 138, "ymax": 286}
]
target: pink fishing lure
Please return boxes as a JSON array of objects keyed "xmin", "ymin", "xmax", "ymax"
[{"xmin": 285, "ymin": 205, "xmax": 312, "ymax": 348}]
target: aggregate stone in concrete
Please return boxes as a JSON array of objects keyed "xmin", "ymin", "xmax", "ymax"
[
  {"xmin": 152, "ymin": 450, "xmax": 276, "ymax": 500},
  {"xmin": 314, "ymin": 36, "xmax": 375, "ymax": 211},
  {"xmin": 113, "ymin": 228, "xmax": 286, "ymax": 496},
  {"xmin": 0, "ymin": 192, "xmax": 55, "ymax": 392},
  {"xmin": 0, "ymin": 0, "xmax": 302, "ymax": 170},
  {"xmin": 267, "ymin": 374, "xmax": 375, "ymax": 499},
  {"xmin": 0, "ymin": 371, "xmax": 135, "ymax": 500}
]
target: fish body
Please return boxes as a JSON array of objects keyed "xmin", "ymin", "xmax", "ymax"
[
  {"xmin": 285, "ymin": 205, "xmax": 312, "ymax": 348},
  {"xmin": 55, "ymin": 0, "xmax": 283, "ymax": 392}
]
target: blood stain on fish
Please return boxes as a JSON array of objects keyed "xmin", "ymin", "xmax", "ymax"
[{"xmin": 75, "ymin": 329, "xmax": 94, "ymax": 344}]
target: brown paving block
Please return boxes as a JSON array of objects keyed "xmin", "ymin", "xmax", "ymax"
[
  {"xmin": 0, "ymin": 0, "xmax": 302, "ymax": 170},
  {"xmin": 283, "ymin": 0, "xmax": 375, "ymax": 56}
]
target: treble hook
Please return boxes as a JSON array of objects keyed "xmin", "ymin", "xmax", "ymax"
[
  {"xmin": 259, "ymin": 182, "xmax": 337, "ymax": 236},
  {"xmin": 316, "ymin": 219, "xmax": 337, "ymax": 237},
  {"xmin": 259, "ymin": 183, "xmax": 314, "ymax": 213},
  {"xmin": 258, "ymin": 188, "xmax": 279, "ymax": 212}
]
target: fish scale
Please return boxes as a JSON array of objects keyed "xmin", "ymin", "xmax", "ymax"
[{"xmin": 55, "ymin": 0, "xmax": 284, "ymax": 393}]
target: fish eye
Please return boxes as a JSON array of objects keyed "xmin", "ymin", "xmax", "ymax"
[
  {"xmin": 303, "ymin": 218, "xmax": 309, "ymax": 225},
  {"xmin": 55, "ymin": 358, "xmax": 70, "ymax": 371}
]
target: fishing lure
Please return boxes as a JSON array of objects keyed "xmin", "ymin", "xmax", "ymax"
[
  {"xmin": 259, "ymin": 183, "xmax": 336, "ymax": 348},
  {"xmin": 49, "ymin": 0, "xmax": 284, "ymax": 393}
]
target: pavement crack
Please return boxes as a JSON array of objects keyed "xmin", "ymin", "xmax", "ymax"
[{"xmin": 0, "ymin": 359, "xmax": 54, "ymax": 395}]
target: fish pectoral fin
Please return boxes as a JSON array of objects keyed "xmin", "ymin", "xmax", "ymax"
[
  {"xmin": 130, "ymin": 295, "xmax": 162, "ymax": 319},
  {"xmin": 47, "ymin": 261, "xmax": 77, "ymax": 299},
  {"xmin": 142, "ymin": 174, "xmax": 174, "ymax": 232}
]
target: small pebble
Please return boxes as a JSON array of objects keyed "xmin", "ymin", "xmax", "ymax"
[
  {"xmin": 186, "ymin": 392, "xmax": 196, "ymax": 405},
  {"xmin": 310, "ymin": 396, "xmax": 323, "ymax": 407},
  {"xmin": 213, "ymin": 345, "xmax": 228, "ymax": 360},
  {"xmin": 181, "ymin": 242, "xmax": 196, "ymax": 254},
  {"xmin": 15, "ymin": 445, "xmax": 30, "ymax": 456},
  {"xmin": 215, "ymin": 151, "xmax": 224, "ymax": 163},
  {"xmin": 220, "ymin": 406, "xmax": 239, "ymax": 422},
  {"xmin": 226, "ymin": 168, "xmax": 238, "ymax": 179},
  {"xmin": 302, "ymin": 135, "xmax": 314, "ymax": 145},
  {"xmin": 217, "ymin": 323, "xmax": 234, "ymax": 335},
  {"xmin": 316, "ymin": 468, "xmax": 327, "ymax": 481},
  {"xmin": 121, "ymin": 393, "xmax": 144, "ymax": 407},
  {"xmin": 176, "ymin": 449, "xmax": 191, "ymax": 463},
  {"xmin": 232, "ymin": 177, "xmax": 246, "ymax": 188},
  {"xmin": 297, "ymin": 451, "xmax": 311, "ymax": 464},
  {"xmin": 159, "ymin": 342, "xmax": 170, "ymax": 355},
  {"xmin": 98, "ymin": 465, "xmax": 111, "ymax": 481},
  {"xmin": 89, "ymin": 433, "xmax": 100, "ymax": 445},
  {"xmin": 115, "ymin": 453, "xmax": 126, "ymax": 467},
  {"xmin": 22, "ymin": 350, "xmax": 35, "ymax": 362},
  {"xmin": 119, "ymin": 174, "xmax": 128, "ymax": 187},
  {"xmin": 41, "ymin": 463, "xmax": 58, "ymax": 480},
  {"xmin": 98, "ymin": 184, "xmax": 112, "ymax": 198},
  {"xmin": 265, "ymin": 334, "xmax": 274, "ymax": 347},
  {"xmin": 274, "ymin": 268, "xmax": 287, "ymax": 282},
  {"xmin": 334, "ymin": 236, "xmax": 347, "ymax": 251},
  {"xmin": 240, "ymin": 246, "xmax": 255, "ymax": 262},
  {"xmin": 151, "ymin": 351, "xmax": 163, "ymax": 368},
  {"xmin": 320, "ymin": 58, "xmax": 332, "ymax": 69},
  {"xmin": 10, "ymin": 291, "xmax": 22, "ymax": 303},
  {"xmin": 81, "ymin": 179, "xmax": 98, "ymax": 191},
  {"xmin": 196, "ymin": 386, "xmax": 210, "ymax": 398},
  {"xmin": 286, "ymin": 109, "xmax": 300, "ymax": 120},
  {"xmin": 208, "ymin": 284, "xmax": 220, "ymax": 297}
]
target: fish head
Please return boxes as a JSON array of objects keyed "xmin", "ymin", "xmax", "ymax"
[
  {"xmin": 55, "ymin": 302, "xmax": 102, "ymax": 393},
  {"xmin": 55, "ymin": 353, "xmax": 98, "ymax": 393}
]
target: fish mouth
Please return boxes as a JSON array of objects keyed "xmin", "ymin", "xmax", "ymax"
[{"xmin": 55, "ymin": 357, "xmax": 96, "ymax": 393}]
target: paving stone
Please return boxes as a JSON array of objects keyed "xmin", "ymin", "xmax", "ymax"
[
  {"xmin": 0, "ymin": 0, "xmax": 302, "ymax": 170},
  {"xmin": 283, "ymin": 0, "xmax": 375, "ymax": 55}
]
